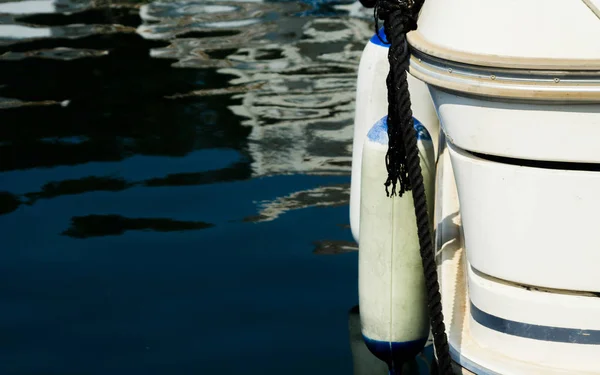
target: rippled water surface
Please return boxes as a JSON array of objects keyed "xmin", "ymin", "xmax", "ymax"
[{"xmin": 0, "ymin": 1, "xmax": 434, "ymax": 374}]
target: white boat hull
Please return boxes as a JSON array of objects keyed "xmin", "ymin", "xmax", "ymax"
[
  {"xmin": 436, "ymin": 135, "xmax": 600, "ymax": 375},
  {"xmin": 351, "ymin": 1, "xmax": 600, "ymax": 372}
]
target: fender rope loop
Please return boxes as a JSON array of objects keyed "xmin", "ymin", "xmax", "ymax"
[{"xmin": 370, "ymin": 1, "xmax": 453, "ymax": 374}]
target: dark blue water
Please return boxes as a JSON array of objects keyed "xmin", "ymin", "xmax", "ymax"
[{"xmin": 0, "ymin": 1, "xmax": 434, "ymax": 374}]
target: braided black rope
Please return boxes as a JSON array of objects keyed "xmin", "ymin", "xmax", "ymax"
[{"xmin": 363, "ymin": 0, "xmax": 453, "ymax": 374}]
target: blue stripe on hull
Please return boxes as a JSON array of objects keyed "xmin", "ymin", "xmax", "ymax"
[{"xmin": 471, "ymin": 301, "xmax": 600, "ymax": 345}]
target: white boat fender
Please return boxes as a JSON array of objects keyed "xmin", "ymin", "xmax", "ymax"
[
  {"xmin": 355, "ymin": 1, "xmax": 452, "ymax": 373},
  {"xmin": 350, "ymin": 27, "xmax": 439, "ymax": 245},
  {"xmin": 358, "ymin": 115, "xmax": 435, "ymax": 374},
  {"xmin": 350, "ymin": 27, "xmax": 393, "ymax": 244}
]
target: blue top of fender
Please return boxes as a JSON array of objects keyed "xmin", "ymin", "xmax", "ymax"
[
  {"xmin": 367, "ymin": 116, "xmax": 432, "ymax": 145},
  {"xmin": 369, "ymin": 27, "xmax": 389, "ymax": 48}
]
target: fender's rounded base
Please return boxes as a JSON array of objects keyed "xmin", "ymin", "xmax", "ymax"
[
  {"xmin": 362, "ymin": 335, "xmax": 429, "ymax": 375},
  {"xmin": 358, "ymin": 115, "xmax": 434, "ymax": 374}
]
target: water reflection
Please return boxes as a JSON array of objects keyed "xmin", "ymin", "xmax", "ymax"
[
  {"xmin": 62, "ymin": 214, "xmax": 213, "ymax": 238},
  {"xmin": 13, "ymin": 161, "xmax": 251, "ymax": 206},
  {"xmin": 0, "ymin": 0, "xmax": 372, "ymax": 228},
  {"xmin": 314, "ymin": 238, "xmax": 356, "ymax": 254},
  {"xmin": 0, "ymin": 191, "xmax": 21, "ymax": 214},
  {"xmin": 0, "ymin": 0, "xmax": 371, "ymax": 180},
  {"xmin": 0, "ymin": 0, "xmax": 371, "ymax": 373},
  {"xmin": 245, "ymin": 183, "xmax": 349, "ymax": 222}
]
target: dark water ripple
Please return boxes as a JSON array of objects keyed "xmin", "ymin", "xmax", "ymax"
[
  {"xmin": 0, "ymin": 1, "xmax": 434, "ymax": 374},
  {"xmin": 0, "ymin": 0, "xmax": 373, "ymax": 227}
]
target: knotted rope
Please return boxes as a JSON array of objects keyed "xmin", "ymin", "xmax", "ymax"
[{"xmin": 358, "ymin": 1, "xmax": 453, "ymax": 373}]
